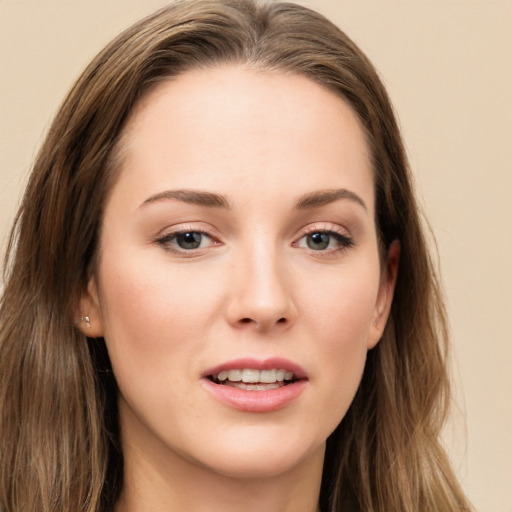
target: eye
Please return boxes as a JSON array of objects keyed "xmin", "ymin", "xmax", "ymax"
[
  {"xmin": 295, "ymin": 229, "xmax": 354, "ymax": 252},
  {"xmin": 306, "ymin": 232, "xmax": 331, "ymax": 250},
  {"xmin": 157, "ymin": 230, "xmax": 217, "ymax": 253},
  {"xmin": 175, "ymin": 231, "xmax": 206, "ymax": 250}
]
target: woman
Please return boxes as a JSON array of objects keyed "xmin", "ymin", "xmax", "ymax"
[{"xmin": 0, "ymin": 1, "xmax": 474, "ymax": 511}]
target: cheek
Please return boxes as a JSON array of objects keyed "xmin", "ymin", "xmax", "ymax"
[
  {"xmin": 299, "ymin": 266, "xmax": 379, "ymax": 429},
  {"xmin": 95, "ymin": 253, "xmax": 224, "ymax": 446},
  {"xmin": 96, "ymin": 251, "xmax": 221, "ymax": 380},
  {"xmin": 302, "ymin": 264, "xmax": 379, "ymax": 349}
]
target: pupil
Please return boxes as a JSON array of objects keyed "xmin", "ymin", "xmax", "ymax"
[
  {"xmin": 308, "ymin": 232, "xmax": 329, "ymax": 250},
  {"xmin": 177, "ymin": 232, "xmax": 202, "ymax": 249}
]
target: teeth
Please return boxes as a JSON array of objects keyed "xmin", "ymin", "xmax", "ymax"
[
  {"xmin": 224, "ymin": 381, "xmax": 282, "ymax": 391},
  {"xmin": 260, "ymin": 369, "xmax": 276, "ymax": 383},
  {"xmin": 242, "ymin": 369, "xmax": 260, "ymax": 383},
  {"xmin": 228, "ymin": 369, "xmax": 242, "ymax": 381},
  {"xmin": 276, "ymin": 369, "xmax": 286, "ymax": 382},
  {"xmin": 214, "ymin": 368, "xmax": 295, "ymax": 384}
]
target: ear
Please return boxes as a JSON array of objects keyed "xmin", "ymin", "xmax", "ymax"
[
  {"xmin": 367, "ymin": 240, "xmax": 400, "ymax": 349},
  {"xmin": 75, "ymin": 277, "xmax": 105, "ymax": 338}
]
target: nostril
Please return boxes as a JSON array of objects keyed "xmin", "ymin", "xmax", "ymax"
[{"xmin": 238, "ymin": 317, "xmax": 287, "ymax": 327}]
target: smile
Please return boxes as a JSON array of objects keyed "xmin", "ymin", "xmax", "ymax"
[
  {"xmin": 210, "ymin": 368, "xmax": 295, "ymax": 390},
  {"xmin": 203, "ymin": 358, "xmax": 307, "ymax": 412}
]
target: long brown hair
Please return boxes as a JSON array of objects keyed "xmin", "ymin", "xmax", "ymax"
[{"xmin": 0, "ymin": 1, "xmax": 473, "ymax": 511}]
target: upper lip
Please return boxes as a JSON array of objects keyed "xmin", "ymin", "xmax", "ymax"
[{"xmin": 202, "ymin": 357, "xmax": 307, "ymax": 380}]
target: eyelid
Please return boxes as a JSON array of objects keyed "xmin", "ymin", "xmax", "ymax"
[
  {"xmin": 154, "ymin": 223, "xmax": 222, "ymax": 254},
  {"xmin": 154, "ymin": 221, "xmax": 221, "ymax": 240},
  {"xmin": 292, "ymin": 222, "xmax": 355, "ymax": 252},
  {"xmin": 294, "ymin": 222, "xmax": 352, "ymax": 240}
]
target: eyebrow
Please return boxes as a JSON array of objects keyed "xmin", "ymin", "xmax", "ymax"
[
  {"xmin": 295, "ymin": 188, "xmax": 367, "ymax": 211},
  {"xmin": 138, "ymin": 189, "xmax": 231, "ymax": 210},
  {"xmin": 138, "ymin": 187, "xmax": 366, "ymax": 212}
]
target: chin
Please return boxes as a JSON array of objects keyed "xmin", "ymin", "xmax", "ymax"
[
  {"xmin": 190, "ymin": 427, "xmax": 325, "ymax": 480},
  {"xmin": 205, "ymin": 451, "xmax": 318, "ymax": 480}
]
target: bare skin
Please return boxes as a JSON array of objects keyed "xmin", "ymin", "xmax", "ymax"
[{"xmin": 81, "ymin": 65, "xmax": 398, "ymax": 512}]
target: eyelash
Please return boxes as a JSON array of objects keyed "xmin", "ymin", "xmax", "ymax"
[
  {"xmin": 156, "ymin": 228, "xmax": 219, "ymax": 255},
  {"xmin": 294, "ymin": 226, "xmax": 354, "ymax": 254},
  {"xmin": 155, "ymin": 225, "xmax": 354, "ymax": 256}
]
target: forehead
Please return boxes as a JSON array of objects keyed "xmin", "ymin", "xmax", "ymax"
[{"xmin": 111, "ymin": 65, "xmax": 374, "ymax": 212}]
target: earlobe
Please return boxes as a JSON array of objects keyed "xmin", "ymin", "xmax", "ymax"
[
  {"xmin": 367, "ymin": 240, "xmax": 400, "ymax": 349},
  {"xmin": 76, "ymin": 278, "xmax": 105, "ymax": 338}
]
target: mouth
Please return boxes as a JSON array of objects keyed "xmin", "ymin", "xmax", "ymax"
[
  {"xmin": 208, "ymin": 368, "xmax": 298, "ymax": 391},
  {"xmin": 202, "ymin": 358, "xmax": 307, "ymax": 412}
]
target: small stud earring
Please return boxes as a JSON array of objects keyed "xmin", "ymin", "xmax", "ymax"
[{"xmin": 77, "ymin": 316, "xmax": 91, "ymax": 328}]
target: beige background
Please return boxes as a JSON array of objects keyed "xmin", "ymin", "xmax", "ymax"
[{"xmin": 1, "ymin": 1, "xmax": 511, "ymax": 511}]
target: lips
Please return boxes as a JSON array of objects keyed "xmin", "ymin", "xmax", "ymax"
[
  {"xmin": 203, "ymin": 358, "xmax": 307, "ymax": 380},
  {"xmin": 202, "ymin": 358, "xmax": 307, "ymax": 412}
]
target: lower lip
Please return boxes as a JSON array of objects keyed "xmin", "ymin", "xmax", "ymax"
[{"xmin": 202, "ymin": 378, "xmax": 307, "ymax": 412}]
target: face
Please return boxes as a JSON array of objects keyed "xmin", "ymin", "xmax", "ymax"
[{"xmin": 82, "ymin": 66, "xmax": 398, "ymax": 481}]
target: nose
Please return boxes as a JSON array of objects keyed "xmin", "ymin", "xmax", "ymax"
[{"xmin": 225, "ymin": 247, "xmax": 297, "ymax": 332}]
